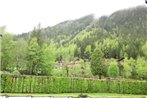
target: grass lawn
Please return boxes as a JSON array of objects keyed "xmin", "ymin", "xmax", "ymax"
[{"xmin": 0, "ymin": 93, "xmax": 147, "ymax": 98}]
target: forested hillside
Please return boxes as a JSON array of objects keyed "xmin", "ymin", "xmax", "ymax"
[{"xmin": 1, "ymin": 6, "xmax": 147, "ymax": 80}]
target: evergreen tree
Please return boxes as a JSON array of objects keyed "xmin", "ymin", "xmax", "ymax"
[
  {"xmin": 90, "ymin": 46, "xmax": 105, "ymax": 79},
  {"xmin": 30, "ymin": 23, "xmax": 44, "ymax": 47}
]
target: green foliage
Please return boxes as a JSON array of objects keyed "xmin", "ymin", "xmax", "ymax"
[
  {"xmin": 27, "ymin": 37, "xmax": 41, "ymax": 75},
  {"xmin": 108, "ymin": 60, "xmax": 119, "ymax": 78},
  {"xmin": 109, "ymin": 80, "xmax": 121, "ymax": 93},
  {"xmin": 40, "ymin": 44, "xmax": 56, "ymax": 75},
  {"xmin": 0, "ymin": 73, "xmax": 6, "ymax": 93},
  {"xmin": 52, "ymin": 67, "xmax": 66, "ymax": 77},
  {"xmin": 1, "ymin": 74, "xmax": 147, "ymax": 94},
  {"xmin": 14, "ymin": 38, "xmax": 27, "ymax": 71},
  {"xmin": 1, "ymin": 31, "xmax": 15, "ymax": 71},
  {"xmin": 30, "ymin": 23, "xmax": 44, "ymax": 47},
  {"xmin": 136, "ymin": 57, "xmax": 147, "ymax": 79},
  {"xmin": 90, "ymin": 47, "xmax": 105, "ymax": 79},
  {"xmin": 102, "ymin": 38, "xmax": 119, "ymax": 58},
  {"xmin": 69, "ymin": 60, "xmax": 92, "ymax": 77},
  {"xmin": 84, "ymin": 45, "xmax": 92, "ymax": 59},
  {"xmin": 75, "ymin": 59, "xmax": 85, "ymax": 76},
  {"xmin": 69, "ymin": 64, "xmax": 83, "ymax": 77},
  {"xmin": 123, "ymin": 58, "xmax": 134, "ymax": 78}
]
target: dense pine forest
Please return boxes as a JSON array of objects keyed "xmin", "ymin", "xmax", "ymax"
[{"xmin": 1, "ymin": 6, "xmax": 147, "ymax": 80}]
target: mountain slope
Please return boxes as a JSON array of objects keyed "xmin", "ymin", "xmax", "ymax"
[
  {"xmin": 15, "ymin": 14, "xmax": 94, "ymax": 45},
  {"xmin": 15, "ymin": 6, "xmax": 147, "ymax": 59}
]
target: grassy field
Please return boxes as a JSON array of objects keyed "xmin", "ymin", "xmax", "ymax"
[{"xmin": 1, "ymin": 93, "xmax": 147, "ymax": 98}]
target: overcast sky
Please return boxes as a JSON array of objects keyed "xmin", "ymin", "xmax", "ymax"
[{"xmin": 0, "ymin": 0, "xmax": 146, "ymax": 34}]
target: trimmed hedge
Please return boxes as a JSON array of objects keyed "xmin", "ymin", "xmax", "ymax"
[{"xmin": 1, "ymin": 74, "xmax": 147, "ymax": 94}]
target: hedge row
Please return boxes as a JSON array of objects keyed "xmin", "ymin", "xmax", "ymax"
[{"xmin": 1, "ymin": 74, "xmax": 147, "ymax": 94}]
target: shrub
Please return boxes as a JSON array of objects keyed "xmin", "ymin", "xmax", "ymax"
[
  {"xmin": 108, "ymin": 60, "xmax": 119, "ymax": 78},
  {"xmin": 1, "ymin": 74, "xmax": 147, "ymax": 95}
]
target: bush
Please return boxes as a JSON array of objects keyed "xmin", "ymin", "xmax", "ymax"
[
  {"xmin": 1, "ymin": 74, "xmax": 147, "ymax": 95},
  {"xmin": 52, "ymin": 68, "xmax": 66, "ymax": 77},
  {"xmin": 108, "ymin": 60, "xmax": 119, "ymax": 78}
]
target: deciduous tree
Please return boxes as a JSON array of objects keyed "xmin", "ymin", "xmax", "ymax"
[
  {"xmin": 108, "ymin": 59, "xmax": 119, "ymax": 78},
  {"xmin": 27, "ymin": 37, "xmax": 41, "ymax": 75}
]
